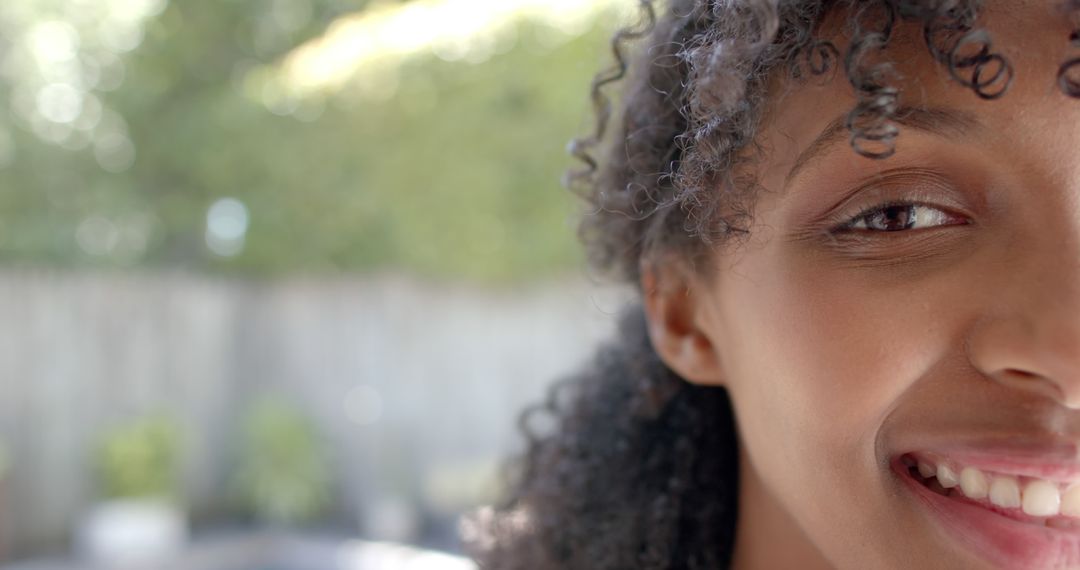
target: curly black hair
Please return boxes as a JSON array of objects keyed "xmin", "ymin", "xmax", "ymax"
[{"xmin": 469, "ymin": 1, "xmax": 1080, "ymax": 568}]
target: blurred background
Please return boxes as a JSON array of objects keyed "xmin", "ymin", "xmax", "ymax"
[{"xmin": 0, "ymin": 0, "xmax": 635, "ymax": 567}]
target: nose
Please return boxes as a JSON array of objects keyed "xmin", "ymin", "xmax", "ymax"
[
  {"xmin": 967, "ymin": 317, "xmax": 1080, "ymax": 408},
  {"xmin": 966, "ymin": 248, "xmax": 1080, "ymax": 409}
]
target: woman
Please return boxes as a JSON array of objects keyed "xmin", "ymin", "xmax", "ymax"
[{"xmin": 473, "ymin": 0, "xmax": 1080, "ymax": 568}]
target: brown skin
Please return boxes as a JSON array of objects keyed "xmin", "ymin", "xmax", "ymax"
[{"xmin": 645, "ymin": 2, "xmax": 1080, "ymax": 569}]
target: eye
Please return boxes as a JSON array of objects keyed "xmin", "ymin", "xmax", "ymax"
[{"xmin": 836, "ymin": 202, "xmax": 965, "ymax": 233}]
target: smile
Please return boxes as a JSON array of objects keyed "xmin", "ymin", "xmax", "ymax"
[
  {"xmin": 896, "ymin": 450, "xmax": 1080, "ymax": 569},
  {"xmin": 902, "ymin": 452, "xmax": 1080, "ymax": 526}
]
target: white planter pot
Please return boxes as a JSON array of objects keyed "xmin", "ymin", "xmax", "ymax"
[{"xmin": 77, "ymin": 499, "xmax": 187, "ymax": 568}]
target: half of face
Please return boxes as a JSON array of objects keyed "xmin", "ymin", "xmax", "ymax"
[{"xmin": 644, "ymin": 1, "xmax": 1080, "ymax": 568}]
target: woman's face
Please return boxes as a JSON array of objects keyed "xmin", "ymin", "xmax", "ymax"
[{"xmin": 686, "ymin": 2, "xmax": 1080, "ymax": 568}]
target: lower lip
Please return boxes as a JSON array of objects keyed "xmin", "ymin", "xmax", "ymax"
[{"xmin": 894, "ymin": 458, "xmax": 1080, "ymax": 570}]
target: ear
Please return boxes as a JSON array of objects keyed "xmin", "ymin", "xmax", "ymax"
[{"xmin": 640, "ymin": 259, "xmax": 726, "ymax": 386}]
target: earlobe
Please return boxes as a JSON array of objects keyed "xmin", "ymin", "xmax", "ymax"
[{"xmin": 640, "ymin": 260, "xmax": 726, "ymax": 387}]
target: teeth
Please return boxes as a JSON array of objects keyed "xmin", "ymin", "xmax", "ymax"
[
  {"xmin": 1022, "ymin": 480, "xmax": 1061, "ymax": 517},
  {"xmin": 960, "ymin": 467, "xmax": 989, "ymax": 499},
  {"xmin": 1063, "ymin": 485, "xmax": 1080, "ymax": 517},
  {"xmin": 989, "ymin": 476, "xmax": 1021, "ymax": 509},
  {"xmin": 918, "ymin": 461, "xmax": 936, "ymax": 479},
  {"xmin": 911, "ymin": 456, "xmax": 1080, "ymax": 519},
  {"xmin": 936, "ymin": 464, "xmax": 960, "ymax": 488}
]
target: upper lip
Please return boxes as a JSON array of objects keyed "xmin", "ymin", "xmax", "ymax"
[{"xmin": 900, "ymin": 434, "xmax": 1080, "ymax": 482}]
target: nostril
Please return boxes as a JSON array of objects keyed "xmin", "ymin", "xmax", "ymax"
[
  {"xmin": 995, "ymin": 368, "xmax": 1072, "ymax": 406},
  {"xmin": 966, "ymin": 317, "xmax": 1080, "ymax": 407},
  {"xmin": 1004, "ymin": 369, "xmax": 1039, "ymax": 380}
]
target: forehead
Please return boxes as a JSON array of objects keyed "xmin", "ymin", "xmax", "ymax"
[{"xmin": 755, "ymin": 0, "xmax": 1079, "ymax": 196}]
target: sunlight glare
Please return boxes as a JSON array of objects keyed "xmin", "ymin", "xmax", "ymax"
[{"xmin": 279, "ymin": 0, "xmax": 619, "ymax": 96}]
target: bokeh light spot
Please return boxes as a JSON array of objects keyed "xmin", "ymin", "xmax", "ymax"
[
  {"xmin": 36, "ymin": 83, "xmax": 84, "ymax": 124},
  {"xmin": 93, "ymin": 132, "xmax": 136, "ymax": 173},
  {"xmin": 26, "ymin": 21, "xmax": 80, "ymax": 65},
  {"xmin": 76, "ymin": 216, "xmax": 120, "ymax": 256},
  {"xmin": 99, "ymin": 18, "xmax": 146, "ymax": 54},
  {"xmin": 205, "ymin": 198, "xmax": 250, "ymax": 257}
]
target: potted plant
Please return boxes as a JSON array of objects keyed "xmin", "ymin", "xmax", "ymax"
[
  {"xmin": 232, "ymin": 396, "xmax": 331, "ymax": 528},
  {"xmin": 78, "ymin": 415, "xmax": 187, "ymax": 567}
]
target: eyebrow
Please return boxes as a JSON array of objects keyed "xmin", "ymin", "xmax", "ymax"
[{"xmin": 783, "ymin": 105, "xmax": 985, "ymax": 190}]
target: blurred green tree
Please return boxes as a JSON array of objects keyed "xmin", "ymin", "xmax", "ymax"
[{"xmin": 0, "ymin": 0, "xmax": 614, "ymax": 282}]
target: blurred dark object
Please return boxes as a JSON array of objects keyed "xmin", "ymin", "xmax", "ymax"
[{"xmin": 2, "ymin": 532, "xmax": 475, "ymax": 570}]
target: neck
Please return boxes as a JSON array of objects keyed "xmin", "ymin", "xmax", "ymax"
[{"xmin": 730, "ymin": 445, "xmax": 833, "ymax": 570}]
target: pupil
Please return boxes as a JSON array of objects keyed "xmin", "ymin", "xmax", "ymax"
[{"xmin": 870, "ymin": 205, "xmax": 916, "ymax": 231}]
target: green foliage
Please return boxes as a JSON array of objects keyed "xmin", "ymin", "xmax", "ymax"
[
  {"xmin": 95, "ymin": 416, "xmax": 181, "ymax": 500},
  {"xmin": 0, "ymin": 0, "xmax": 614, "ymax": 282},
  {"xmin": 233, "ymin": 396, "xmax": 331, "ymax": 526}
]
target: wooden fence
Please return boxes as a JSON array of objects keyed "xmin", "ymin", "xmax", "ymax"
[{"xmin": 0, "ymin": 270, "xmax": 631, "ymax": 557}]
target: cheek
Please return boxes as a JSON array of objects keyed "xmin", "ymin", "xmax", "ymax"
[{"xmin": 714, "ymin": 245, "xmax": 964, "ymax": 509}]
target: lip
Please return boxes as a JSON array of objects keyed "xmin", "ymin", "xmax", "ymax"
[
  {"xmin": 909, "ymin": 452, "xmax": 1080, "ymax": 484},
  {"xmin": 908, "ymin": 437, "xmax": 1080, "ymax": 482},
  {"xmin": 894, "ymin": 457, "xmax": 1080, "ymax": 569}
]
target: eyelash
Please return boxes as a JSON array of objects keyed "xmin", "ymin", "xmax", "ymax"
[{"xmin": 830, "ymin": 200, "xmax": 969, "ymax": 234}]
